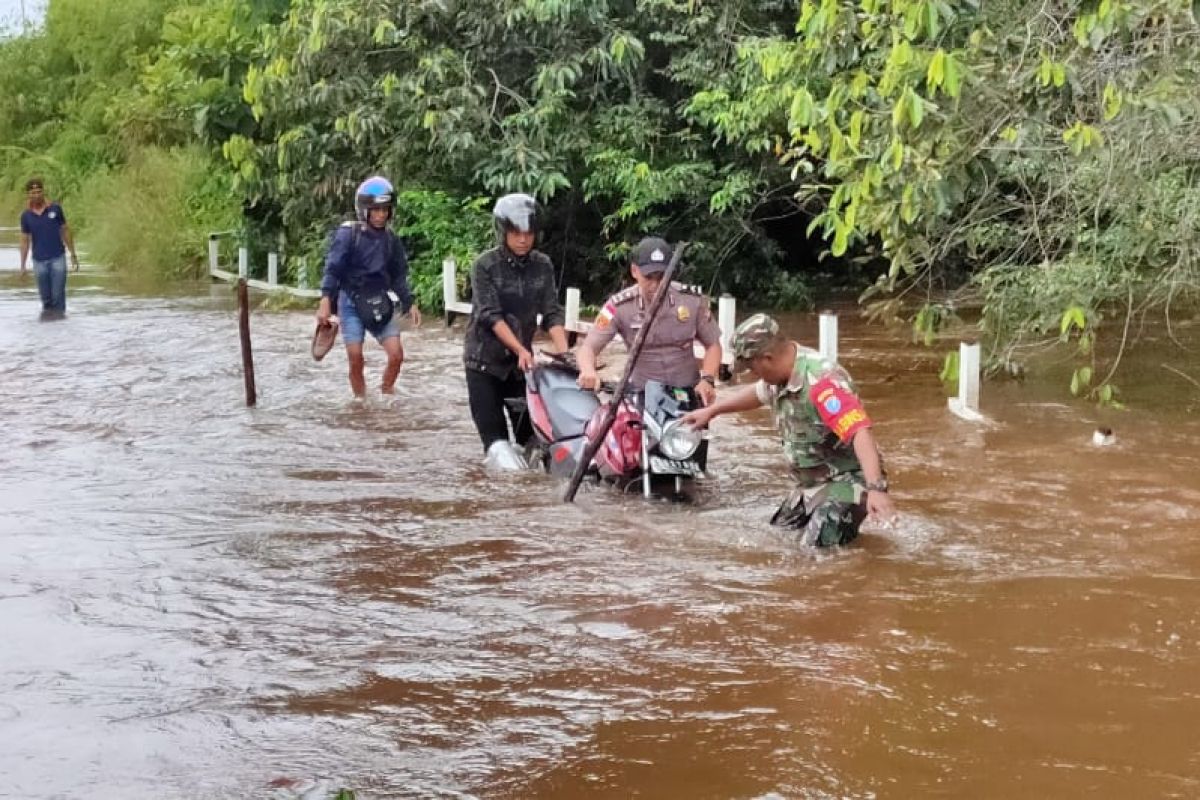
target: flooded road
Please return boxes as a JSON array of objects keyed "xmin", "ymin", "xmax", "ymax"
[{"xmin": 2, "ymin": 242, "xmax": 1199, "ymax": 798}]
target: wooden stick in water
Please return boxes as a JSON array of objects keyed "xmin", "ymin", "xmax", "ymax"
[{"xmin": 237, "ymin": 278, "xmax": 257, "ymax": 407}]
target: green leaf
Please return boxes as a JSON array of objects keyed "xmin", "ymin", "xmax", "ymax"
[
  {"xmin": 939, "ymin": 350, "xmax": 959, "ymax": 383},
  {"xmin": 610, "ymin": 34, "xmax": 627, "ymax": 64},
  {"xmin": 901, "ymin": 184, "xmax": 917, "ymax": 224},
  {"xmin": 372, "ymin": 20, "xmax": 396, "ymax": 45},
  {"xmin": 832, "ymin": 223, "xmax": 849, "ymax": 256},
  {"xmin": 1070, "ymin": 366, "xmax": 1093, "ymax": 396},
  {"xmin": 908, "ymin": 88, "xmax": 924, "ymax": 129},
  {"xmin": 1060, "ymin": 305, "xmax": 1087, "ymax": 336},
  {"xmin": 1038, "ymin": 57, "xmax": 1053, "ymax": 87},
  {"xmin": 849, "ymin": 110, "xmax": 864, "ymax": 149},
  {"xmin": 891, "ymin": 93, "xmax": 908, "ymax": 130},
  {"xmin": 942, "ymin": 53, "xmax": 961, "ymax": 97},
  {"xmin": 926, "ymin": 0, "xmax": 940, "ymax": 38},
  {"xmin": 926, "ymin": 49, "xmax": 946, "ymax": 94},
  {"xmin": 790, "ymin": 87, "xmax": 815, "ymax": 127},
  {"xmin": 1102, "ymin": 81, "xmax": 1121, "ymax": 120}
]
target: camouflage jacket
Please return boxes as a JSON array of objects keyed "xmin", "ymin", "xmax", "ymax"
[
  {"xmin": 754, "ymin": 343, "xmax": 873, "ymax": 485},
  {"xmin": 463, "ymin": 246, "xmax": 565, "ymax": 379}
]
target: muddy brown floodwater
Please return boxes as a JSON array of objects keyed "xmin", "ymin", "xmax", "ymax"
[{"xmin": 2, "ymin": 234, "xmax": 1199, "ymax": 799}]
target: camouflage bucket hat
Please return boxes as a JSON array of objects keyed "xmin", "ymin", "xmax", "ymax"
[{"xmin": 730, "ymin": 313, "xmax": 780, "ymax": 366}]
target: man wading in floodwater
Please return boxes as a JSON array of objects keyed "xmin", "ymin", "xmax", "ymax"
[
  {"xmin": 18, "ymin": 177, "xmax": 80, "ymax": 318},
  {"xmin": 683, "ymin": 313, "xmax": 896, "ymax": 546},
  {"xmin": 316, "ymin": 176, "xmax": 421, "ymax": 398}
]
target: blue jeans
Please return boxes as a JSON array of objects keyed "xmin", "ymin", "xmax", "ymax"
[
  {"xmin": 33, "ymin": 255, "xmax": 67, "ymax": 313},
  {"xmin": 337, "ymin": 290, "xmax": 399, "ymax": 344}
]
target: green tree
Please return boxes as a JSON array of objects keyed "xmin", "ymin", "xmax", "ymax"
[
  {"xmin": 232, "ymin": 0, "xmax": 811, "ymax": 305},
  {"xmin": 690, "ymin": 0, "xmax": 1200, "ymax": 402}
]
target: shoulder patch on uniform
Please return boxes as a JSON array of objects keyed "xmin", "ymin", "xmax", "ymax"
[
  {"xmin": 610, "ymin": 285, "xmax": 641, "ymax": 305},
  {"xmin": 670, "ymin": 281, "xmax": 705, "ymax": 298}
]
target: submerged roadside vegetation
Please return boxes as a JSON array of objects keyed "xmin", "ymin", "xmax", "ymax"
[{"xmin": 2, "ymin": 0, "xmax": 1198, "ymax": 405}]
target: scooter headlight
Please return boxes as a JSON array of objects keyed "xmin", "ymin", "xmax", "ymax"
[{"xmin": 659, "ymin": 420, "xmax": 702, "ymax": 460}]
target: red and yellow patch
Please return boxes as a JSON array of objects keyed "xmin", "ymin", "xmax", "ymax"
[
  {"xmin": 596, "ymin": 303, "xmax": 615, "ymax": 330},
  {"xmin": 810, "ymin": 376, "xmax": 871, "ymax": 442}
]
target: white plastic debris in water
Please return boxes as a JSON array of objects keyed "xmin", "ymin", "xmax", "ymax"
[
  {"xmin": 1092, "ymin": 427, "xmax": 1116, "ymax": 447},
  {"xmin": 484, "ymin": 440, "xmax": 528, "ymax": 471}
]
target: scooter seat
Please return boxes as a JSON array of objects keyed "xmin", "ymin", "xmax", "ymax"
[{"xmin": 533, "ymin": 367, "xmax": 601, "ymax": 440}]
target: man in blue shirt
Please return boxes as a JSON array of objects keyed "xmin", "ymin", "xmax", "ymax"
[
  {"xmin": 316, "ymin": 176, "xmax": 421, "ymax": 398},
  {"xmin": 18, "ymin": 177, "xmax": 79, "ymax": 316}
]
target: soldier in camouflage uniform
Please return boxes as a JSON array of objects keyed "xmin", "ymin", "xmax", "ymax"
[{"xmin": 682, "ymin": 313, "xmax": 895, "ymax": 546}]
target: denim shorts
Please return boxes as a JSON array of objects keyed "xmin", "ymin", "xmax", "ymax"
[{"xmin": 338, "ymin": 290, "xmax": 400, "ymax": 345}]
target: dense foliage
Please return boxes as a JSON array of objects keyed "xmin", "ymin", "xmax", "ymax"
[{"xmin": 2, "ymin": 0, "xmax": 1198, "ymax": 402}]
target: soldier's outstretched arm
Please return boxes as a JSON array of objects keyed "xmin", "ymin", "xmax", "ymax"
[{"xmin": 683, "ymin": 384, "xmax": 763, "ymax": 428}]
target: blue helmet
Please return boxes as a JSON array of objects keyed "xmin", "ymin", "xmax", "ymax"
[{"xmin": 354, "ymin": 175, "xmax": 395, "ymax": 223}]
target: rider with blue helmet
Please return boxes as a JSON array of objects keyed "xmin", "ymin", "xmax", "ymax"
[{"xmin": 317, "ymin": 175, "xmax": 421, "ymax": 398}]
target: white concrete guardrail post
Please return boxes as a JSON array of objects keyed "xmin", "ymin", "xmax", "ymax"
[
  {"xmin": 565, "ymin": 287, "xmax": 582, "ymax": 346},
  {"xmin": 948, "ymin": 340, "xmax": 985, "ymax": 421},
  {"xmin": 208, "ymin": 235, "xmax": 220, "ymax": 275},
  {"xmin": 443, "ymin": 257, "xmax": 458, "ymax": 325},
  {"xmin": 819, "ymin": 311, "xmax": 838, "ymax": 363},
  {"xmin": 718, "ymin": 294, "xmax": 736, "ymax": 380},
  {"xmin": 267, "ymin": 252, "xmax": 279, "ymax": 286},
  {"xmin": 238, "ymin": 247, "xmax": 248, "ymax": 280}
]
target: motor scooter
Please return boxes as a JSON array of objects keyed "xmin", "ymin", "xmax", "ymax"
[{"xmin": 512, "ymin": 354, "xmax": 708, "ymax": 497}]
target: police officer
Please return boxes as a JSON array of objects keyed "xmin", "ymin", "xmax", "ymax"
[
  {"xmin": 576, "ymin": 237, "xmax": 722, "ymax": 405},
  {"xmin": 463, "ymin": 193, "xmax": 569, "ymax": 460},
  {"xmin": 682, "ymin": 313, "xmax": 896, "ymax": 546}
]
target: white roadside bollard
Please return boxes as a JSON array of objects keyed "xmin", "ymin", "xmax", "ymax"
[
  {"xmin": 238, "ymin": 246, "xmax": 248, "ymax": 280},
  {"xmin": 718, "ymin": 294, "xmax": 736, "ymax": 379},
  {"xmin": 819, "ymin": 311, "xmax": 838, "ymax": 363},
  {"xmin": 442, "ymin": 257, "xmax": 457, "ymax": 306},
  {"xmin": 267, "ymin": 252, "xmax": 279, "ymax": 286},
  {"xmin": 565, "ymin": 286, "xmax": 581, "ymax": 345},
  {"xmin": 565, "ymin": 286, "xmax": 581, "ymax": 330},
  {"xmin": 208, "ymin": 236, "xmax": 220, "ymax": 275},
  {"xmin": 948, "ymin": 340, "xmax": 985, "ymax": 421}
]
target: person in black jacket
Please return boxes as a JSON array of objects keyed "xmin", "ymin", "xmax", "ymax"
[
  {"xmin": 317, "ymin": 176, "xmax": 421, "ymax": 398},
  {"xmin": 463, "ymin": 194, "xmax": 568, "ymax": 461}
]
